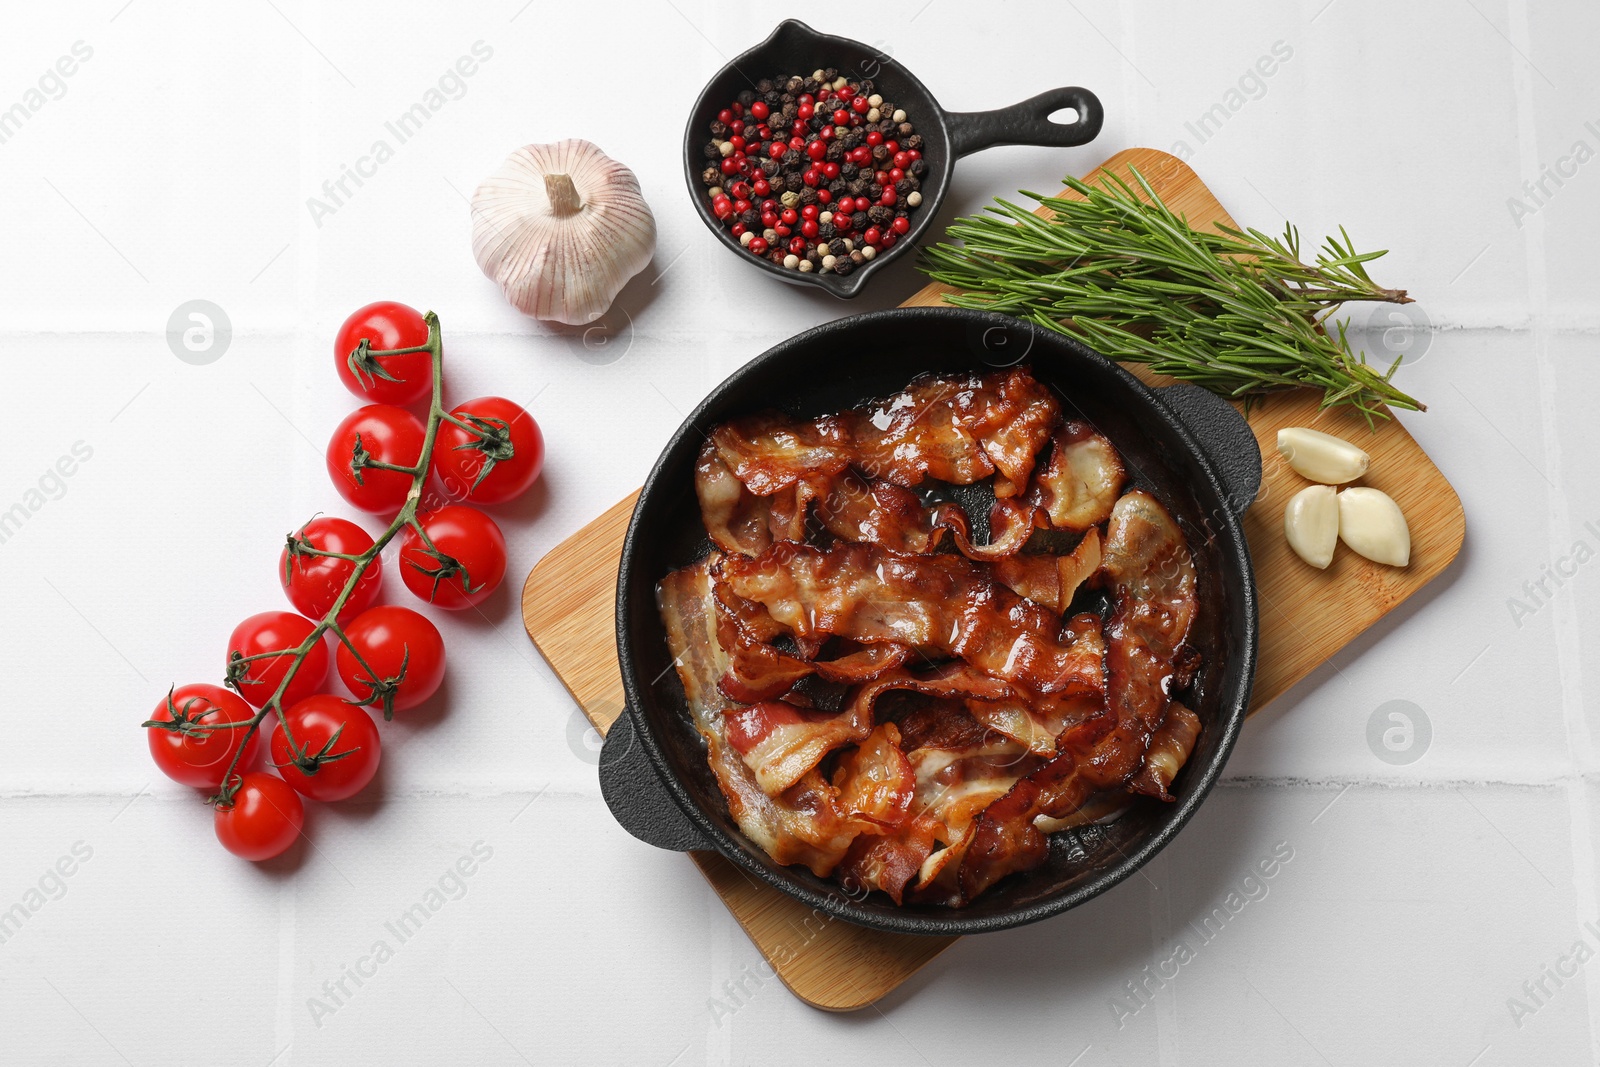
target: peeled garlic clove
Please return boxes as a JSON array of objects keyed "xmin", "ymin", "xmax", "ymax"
[
  {"xmin": 1337, "ymin": 487, "xmax": 1410, "ymax": 567},
  {"xmin": 471, "ymin": 139, "xmax": 656, "ymax": 326},
  {"xmin": 1284, "ymin": 485, "xmax": 1338, "ymax": 569},
  {"xmin": 1276, "ymin": 427, "xmax": 1370, "ymax": 484}
]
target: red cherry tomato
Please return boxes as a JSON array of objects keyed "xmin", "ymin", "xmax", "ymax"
[
  {"xmin": 326, "ymin": 404, "xmax": 426, "ymax": 514},
  {"xmin": 431, "ymin": 396, "xmax": 545, "ymax": 505},
  {"xmin": 269, "ymin": 695, "xmax": 381, "ymax": 802},
  {"xmin": 336, "ymin": 606, "xmax": 446, "ymax": 717},
  {"xmin": 333, "ymin": 301, "xmax": 433, "ymax": 406},
  {"xmin": 145, "ymin": 683, "xmax": 261, "ymax": 789},
  {"xmin": 214, "ymin": 772, "xmax": 304, "ymax": 861},
  {"xmin": 226, "ymin": 611, "xmax": 330, "ymax": 709},
  {"xmin": 280, "ymin": 516, "xmax": 382, "ymax": 623},
  {"xmin": 398, "ymin": 506, "xmax": 506, "ymax": 610}
]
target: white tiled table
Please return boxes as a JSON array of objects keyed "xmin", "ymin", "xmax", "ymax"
[{"xmin": 2, "ymin": 1, "xmax": 1596, "ymax": 1062}]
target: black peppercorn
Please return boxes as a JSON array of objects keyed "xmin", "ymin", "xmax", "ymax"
[
  {"xmin": 763, "ymin": 90, "xmax": 782, "ymax": 107},
  {"xmin": 798, "ymin": 187, "xmax": 818, "ymax": 206},
  {"xmin": 833, "ymin": 257, "xmax": 854, "ymax": 276},
  {"xmin": 872, "ymin": 145, "xmax": 890, "ymax": 164},
  {"xmin": 760, "ymin": 158, "xmax": 780, "ymax": 177},
  {"xmin": 817, "ymin": 222, "xmax": 837, "ymax": 240},
  {"xmin": 783, "ymin": 172, "xmax": 804, "ymax": 193},
  {"xmin": 825, "ymin": 141, "xmax": 845, "ymax": 162},
  {"xmin": 840, "ymin": 163, "xmax": 858, "ymax": 180},
  {"xmin": 702, "ymin": 142, "xmax": 721, "ymax": 160},
  {"xmin": 709, "ymin": 121, "xmax": 729, "ymax": 139},
  {"xmin": 868, "ymin": 184, "xmax": 884, "ymax": 201},
  {"xmin": 780, "ymin": 93, "xmax": 796, "ymax": 108},
  {"xmin": 847, "ymin": 179, "xmax": 867, "ymax": 196},
  {"xmin": 868, "ymin": 205, "xmax": 893, "ymax": 226},
  {"xmin": 897, "ymin": 122, "xmax": 914, "ymax": 138},
  {"xmin": 909, "ymin": 158, "xmax": 927, "ymax": 176},
  {"xmin": 739, "ymin": 208, "xmax": 761, "ymax": 228},
  {"xmin": 781, "ymin": 149, "xmax": 803, "ymax": 169},
  {"xmin": 756, "ymin": 79, "xmax": 774, "ymax": 93},
  {"xmin": 802, "ymin": 78, "xmax": 820, "ymax": 94},
  {"xmin": 823, "ymin": 67, "xmax": 838, "ymax": 81},
  {"xmin": 737, "ymin": 89, "xmax": 756, "ymax": 107},
  {"xmin": 904, "ymin": 134, "xmax": 923, "ymax": 151},
  {"xmin": 828, "ymin": 179, "xmax": 848, "ymax": 196}
]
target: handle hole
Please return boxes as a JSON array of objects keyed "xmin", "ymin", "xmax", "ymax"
[{"xmin": 1048, "ymin": 107, "xmax": 1080, "ymax": 125}]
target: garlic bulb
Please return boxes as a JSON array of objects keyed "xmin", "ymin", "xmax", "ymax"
[
  {"xmin": 1276, "ymin": 427, "xmax": 1370, "ymax": 484},
  {"xmin": 1284, "ymin": 485, "xmax": 1338, "ymax": 569},
  {"xmin": 1337, "ymin": 487, "xmax": 1411, "ymax": 567},
  {"xmin": 471, "ymin": 139, "xmax": 656, "ymax": 326}
]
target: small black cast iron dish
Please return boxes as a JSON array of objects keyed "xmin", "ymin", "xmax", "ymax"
[
  {"xmin": 683, "ymin": 19, "xmax": 1104, "ymax": 298},
  {"xmin": 598, "ymin": 307, "xmax": 1262, "ymax": 937}
]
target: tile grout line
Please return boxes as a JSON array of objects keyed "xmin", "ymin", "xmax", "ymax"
[{"xmin": 1505, "ymin": 4, "xmax": 1600, "ymax": 1064}]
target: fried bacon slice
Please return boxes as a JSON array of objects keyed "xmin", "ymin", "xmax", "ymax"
[
  {"xmin": 696, "ymin": 369, "xmax": 1061, "ymax": 556},
  {"xmin": 717, "ymin": 543, "xmax": 1106, "ymax": 698},
  {"xmin": 658, "ymin": 563, "xmax": 860, "ymax": 876},
  {"xmin": 897, "ymin": 702, "xmax": 1045, "ymax": 905},
  {"xmin": 718, "ymin": 663, "xmax": 1009, "ymax": 795},
  {"xmin": 1029, "ymin": 421, "xmax": 1127, "ymax": 531},
  {"xmin": 989, "ymin": 527, "xmax": 1102, "ymax": 614},
  {"xmin": 846, "ymin": 368, "xmax": 1060, "ymax": 495},
  {"xmin": 1126, "ymin": 702, "xmax": 1202, "ymax": 801},
  {"xmin": 723, "ymin": 699, "xmax": 873, "ymax": 796},
  {"xmin": 1101, "ymin": 490, "xmax": 1199, "ymax": 747},
  {"xmin": 815, "ymin": 471, "xmax": 1038, "ymax": 562},
  {"xmin": 953, "ymin": 490, "xmax": 1201, "ymax": 900},
  {"xmin": 963, "ymin": 687, "xmax": 1103, "ymax": 757}
]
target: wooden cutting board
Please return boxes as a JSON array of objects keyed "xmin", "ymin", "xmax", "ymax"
[{"xmin": 520, "ymin": 147, "xmax": 1465, "ymax": 1011}]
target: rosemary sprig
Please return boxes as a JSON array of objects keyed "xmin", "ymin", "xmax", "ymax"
[{"xmin": 918, "ymin": 167, "xmax": 1424, "ymax": 422}]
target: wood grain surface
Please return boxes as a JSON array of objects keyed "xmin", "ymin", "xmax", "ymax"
[{"xmin": 520, "ymin": 147, "xmax": 1464, "ymax": 1011}]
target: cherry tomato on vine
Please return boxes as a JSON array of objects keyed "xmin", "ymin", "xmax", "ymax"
[
  {"xmin": 226, "ymin": 611, "xmax": 330, "ymax": 710},
  {"xmin": 336, "ymin": 605, "xmax": 446, "ymax": 716},
  {"xmin": 398, "ymin": 506, "xmax": 507, "ymax": 610},
  {"xmin": 280, "ymin": 516, "xmax": 382, "ymax": 623},
  {"xmin": 269, "ymin": 695, "xmax": 382, "ymax": 802},
  {"xmin": 214, "ymin": 772, "xmax": 304, "ymax": 861},
  {"xmin": 144, "ymin": 683, "xmax": 261, "ymax": 789},
  {"xmin": 334, "ymin": 301, "xmax": 433, "ymax": 406},
  {"xmin": 431, "ymin": 396, "xmax": 545, "ymax": 505},
  {"xmin": 325, "ymin": 404, "xmax": 426, "ymax": 514}
]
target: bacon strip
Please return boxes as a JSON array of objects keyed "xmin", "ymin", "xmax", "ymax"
[
  {"xmin": 954, "ymin": 490, "xmax": 1201, "ymax": 900},
  {"xmin": 815, "ymin": 472, "xmax": 1038, "ymax": 562},
  {"xmin": 718, "ymin": 543, "xmax": 1106, "ymax": 698},
  {"xmin": 696, "ymin": 369, "xmax": 1062, "ymax": 557},
  {"xmin": 657, "ymin": 563, "xmax": 861, "ymax": 876},
  {"xmin": 1102, "ymin": 490, "xmax": 1199, "ymax": 745},
  {"xmin": 1127, "ymin": 701, "xmax": 1202, "ymax": 801},
  {"xmin": 1030, "ymin": 421, "xmax": 1127, "ymax": 531},
  {"xmin": 989, "ymin": 527, "xmax": 1102, "ymax": 614}
]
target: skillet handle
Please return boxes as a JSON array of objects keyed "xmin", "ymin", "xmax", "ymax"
[
  {"xmin": 1157, "ymin": 383, "xmax": 1262, "ymax": 519},
  {"xmin": 598, "ymin": 711, "xmax": 715, "ymax": 853},
  {"xmin": 946, "ymin": 87, "xmax": 1104, "ymax": 158}
]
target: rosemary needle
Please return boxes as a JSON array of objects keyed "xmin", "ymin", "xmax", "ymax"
[{"xmin": 918, "ymin": 167, "xmax": 1423, "ymax": 423}]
